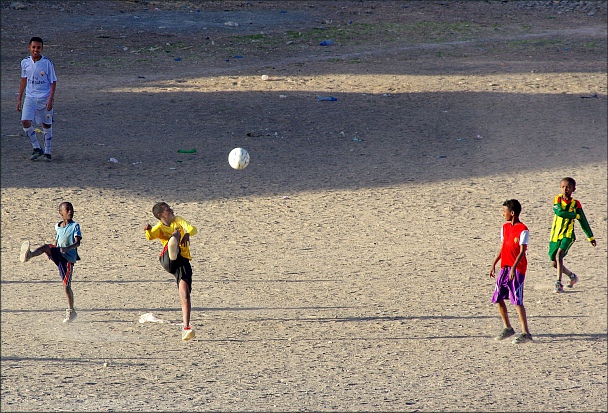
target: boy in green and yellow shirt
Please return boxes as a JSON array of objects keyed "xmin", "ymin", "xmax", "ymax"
[{"xmin": 549, "ymin": 177, "xmax": 596, "ymax": 293}]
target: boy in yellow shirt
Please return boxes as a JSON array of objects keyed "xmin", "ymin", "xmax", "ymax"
[{"xmin": 145, "ymin": 202, "xmax": 197, "ymax": 340}]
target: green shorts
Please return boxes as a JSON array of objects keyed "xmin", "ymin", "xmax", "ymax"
[{"xmin": 549, "ymin": 237, "xmax": 574, "ymax": 261}]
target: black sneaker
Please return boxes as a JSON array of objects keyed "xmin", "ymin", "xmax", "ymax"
[
  {"xmin": 42, "ymin": 153, "xmax": 52, "ymax": 162},
  {"xmin": 30, "ymin": 148, "xmax": 44, "ymax": 161},
  {"xmin": 512, "ymin": 333, "xmax": 533, "ymax": 344},
  {"xmin": 494, "ymin": 327, "xmax": 515, "ymax": 341},
  {"xmin": 554, "ymin": 281, "xmax": 564, "ymax": 293}
]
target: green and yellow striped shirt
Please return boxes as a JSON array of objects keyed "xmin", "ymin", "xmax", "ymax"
[{"xmin": 549, "ymin": 195, "xmax": 594, "ymax": 243}]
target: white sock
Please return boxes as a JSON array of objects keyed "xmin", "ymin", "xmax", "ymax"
[
  {"xmin": 23, "ymin": 127, "xmax": 40, "ymax": 149},
  {"xmin": 43, "ymin": 127, "xmax": 52, "ymax": 154}
]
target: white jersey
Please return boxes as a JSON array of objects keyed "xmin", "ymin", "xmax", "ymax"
[{"xmin": 21, "ymin": 55, "xmax": 57, "ymax": 99}]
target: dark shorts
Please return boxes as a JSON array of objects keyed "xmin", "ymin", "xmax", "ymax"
[
  {"xmin": 159, "ymin": 244, "xmax": 192, "ymax": 290},
  {"xmin": 491, "ymin": 266, "xmax": 525, "ymax": 306},
  {"xmin": 549, "ymin": 237, "xmax": 575, "ymax": 261},
  {"xmin": 47, "ymin": 245, "xmax": 74, "ymax": 288}
]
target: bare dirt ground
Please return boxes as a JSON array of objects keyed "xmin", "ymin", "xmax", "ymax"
[{"xmin": 1, "ymin": 1, "xmax": 607, "ymax": 411}]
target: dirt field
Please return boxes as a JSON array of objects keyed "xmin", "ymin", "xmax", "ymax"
[{"xmin": 1, "ymin": 1, "xmax": 607, "ymax": 411}]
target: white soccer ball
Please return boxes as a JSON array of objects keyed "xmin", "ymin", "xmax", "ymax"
[{"xmin": 228, "ymin": 147, "xmax": 250, "ymax": 170}]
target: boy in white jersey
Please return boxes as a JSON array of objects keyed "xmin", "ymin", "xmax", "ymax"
[{"xmin": 16, "ymin": 36, "xmax": 57, "ymax": 161}]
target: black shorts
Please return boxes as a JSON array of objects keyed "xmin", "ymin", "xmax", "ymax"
[{"xmin": 159, "ymin": 247, "xmax": 192, "ymax": 290}]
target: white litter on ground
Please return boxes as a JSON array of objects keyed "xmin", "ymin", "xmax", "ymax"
[{"xmin": 139, "ymin": 313, "xmax": 181, "ymax": 325}]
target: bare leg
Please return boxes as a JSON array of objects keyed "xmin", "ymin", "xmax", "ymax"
[
  {"xmin": 496, "ymin": 300, "xmax": 512, "ymax": 329},
  {"xmin": 178, "ymin": 279, "xmax": 191, "ymax": 328},
  {"xmin": 30, "ymin": 244, "xmax": 52, "ymax": 258},
  {"xmin": 554, "ymin": 249, "xmax": 572, "ymax": 283},
  {"xmin": 64, "ymin": 285, "xmax": 74, "ymax": 310},
  {"xmin": 514, "ymin": 305, "xmax": 530, "ymax": 335},
  {"xmin": 168, "ymin": 231, "xmax": 180, "ymax": 261},
  {"xmin": 21, "ymin": 242, "xmax": 52, "ymax": 262}
]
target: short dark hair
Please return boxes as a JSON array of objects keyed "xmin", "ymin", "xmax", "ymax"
[
  {"xmin": 152, "ymin": 202, "xmax": 169, "ymax": 220},
  {"xmin": 29, "ymin": 36, "xmax": 43, "ymax": 46},
  {"xmin": 503, "ymin": 199, "xmax": 522, "ymax": 216},
  {"xmin": 561, "ymin": 177, "xmax": 576, "ymax": 188},
  {"xmin": 58, "ymin": 201, "xmax": 73, "ymax": 212}
]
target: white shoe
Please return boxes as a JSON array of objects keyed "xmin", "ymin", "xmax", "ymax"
[
  {"xmin": 168, "ymin": 235, "xmax": 179, "ymax": 260},
  {"xmin": 63, "ymin": 308, "xmax": 77, "ymax": 323},
  {"xmin": 182, "ymin": 327, "xmax": 195, "ymax": 341},
  {"xmin": 20, "ymin": 241, "xmax": 31, "ymax": 262}
]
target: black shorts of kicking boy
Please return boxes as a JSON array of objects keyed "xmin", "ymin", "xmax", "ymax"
[
  {"xmin": 47, "ymin": 245, "xmax": 75, "ymax": 288},
  {"xmin": 159, "ymin": 244, "xmax": 192, "ymax": 290}
]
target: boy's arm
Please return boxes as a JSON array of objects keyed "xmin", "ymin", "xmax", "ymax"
[
  {"xmin": 509, "ymin": 244, "xmax": 527, "ymax": 280},
  {"xmin": 16, "ymin": 77, "xmax": 26, "ymax": 111},
  {"xmin": 176, "ymin": 217, "xmax": 197, "ymax": 237},
  {"xmin": 46, "ymin": 81, "xmax": 56, "ymax": 111},
  {"xmin": 576, "ymin": 207, "xmax": 595, "ymax": 244},
  {"xmin": 176, "ymin": 217, "xmax": 197, "ymax": 246},
  {"xmin": 145, "ymin": 223, "xmax": 161, "ymax": 241},
  {"xmin": 60, "ymin": 236, "xmax": 81, "ymax": 253},
  {"xmin": 489, "ymin": 250, "xmax": 501, "ymax": 278},
  {"xmin": 553, "ymin": 198, "xmax": 577, "ymax": 219}
]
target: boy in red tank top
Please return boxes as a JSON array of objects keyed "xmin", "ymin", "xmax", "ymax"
[{"xmin": 489, "ymin": 199, "xmax": 533, "ymax": 344}]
